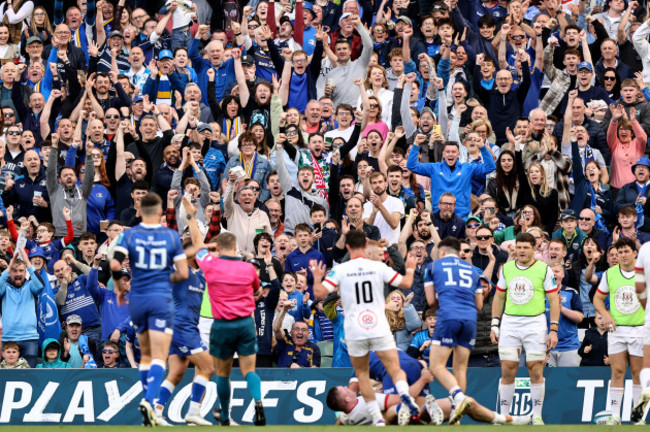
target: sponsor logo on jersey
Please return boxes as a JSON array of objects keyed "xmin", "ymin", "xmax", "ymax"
[{"xmin": 358, "ymin": 309, "xmax": 377, "ymax": 330}]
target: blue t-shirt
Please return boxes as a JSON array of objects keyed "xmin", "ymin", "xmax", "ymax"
[
  {"xmin": 172, "ymin": 267, "xmax": 206, "ymax": 327},
  {"xmin": 546, "ymin": 286, "xmax": 583, "ymax": 351},
  {"xmin": 409, "ymin": 328, "xmax": 434, "ymax": 364},
  {"xmin": 114, "ymin": 224, "xmax": 185, "ymax": 297},
  {"xmin": 424, "ymin": 255, "xmax": 481, "ymax": 323}
]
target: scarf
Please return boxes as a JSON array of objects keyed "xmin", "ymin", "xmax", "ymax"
[
  {"xmin": 636, "ymin": 182, "xmax": 648, "ymax": 228},
  {"xmin": 240, "ymin": 153, "xmax": 258, "ymax": 179},
  {"xmin": 156, "ymin": 74, "xmax": 171, "ymax": 105},
  {"xmin": 589, "ymin": 183, "xmax": 610, "ymax": 235},
  {"xmin": 310, "ymin": 151, "xmax": 328, "ymax": 202},
  {"xmin": 224, "ymin": 117, "xmax": 242, "ymax": 141}
]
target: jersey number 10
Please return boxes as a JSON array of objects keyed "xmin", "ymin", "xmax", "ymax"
[
  {"xmin": 134, "ymin": 246, "xmax": 168, "ymax": 270},
  {"xmin": 355, "ymin": 281, "xmax": 373, "ymax": 304}
]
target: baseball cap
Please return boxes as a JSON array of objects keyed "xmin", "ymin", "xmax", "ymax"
[
  {"xmin": 338, "ymin": 12, "xmax": 351, "ymax": 23},
  {"xmin": 560, "ymin": 209, "xmax": 577, "ymax": 221},
  {"xmin": 26, "ymin": 36, "xmax": 42, "ymax": 45},
  {"xmin": 466, "ymin": 216, "xmax": 482, "ymax": 225},
  {"xmin": 395, "ymin": 16, "xmax": 412, "ymax": 26},
  {"xmin": 197, "ymin": 123, "xmax": 212, "ymax": 133},
  {"xmin": 241, "ymin": 54, "xmax": 255, "ymax": 66},
  {"xmin": 133, "ymin": 94, "xmax": 144, "ymax": 103},
  {"xmin": 108, "ymin": 30, "xmax": 124, "ymax": 39},
  {"xmin": 66, "ymin": 314, "xmax": 83, "ymax": 325},
  {"xmin": 120, "ymin": 268, "xmax": 131, "ymax": 279},
  {"xmin": 158, "ymin": 49, "xmax": 173, "ymax": 60},
  {"xmin": 632, "ymin": 157, "xmax": 650, "ymax": 174},
  {"xmin": 577, "ymin": 61, "xmax": 593, "ymax": 72},
  {"xmin": 29, "ymin": 245, "xmax": 47, "ymax": 260}
]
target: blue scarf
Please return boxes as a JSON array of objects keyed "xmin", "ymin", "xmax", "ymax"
[{"xmin": 636, "ymin": 182, "xmax": 648, "ymax": 228}]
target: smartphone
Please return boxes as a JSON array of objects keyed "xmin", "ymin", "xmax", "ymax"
[
  {"xmin": 433, "ymin": 125, "xmax": 442, "ymax": 135},
  {"xmin": 314, "ymin": 223, "xmax": 321, "ymax": 234}
]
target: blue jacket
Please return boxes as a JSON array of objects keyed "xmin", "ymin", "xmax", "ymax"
[
  {"xmin": 203, "ymin": 147, "xmax": 226, "ymax": 191},
  {"xmin": 0, "ymin": 266, "xmax": 44, "ymax": 341},
  {"xmin": 407, "ymin": 144, "xmax": 496, "ymax": 218},
  {"xmin": 6, "ymin": 169, "xmax": 49, "ymax": 221},
  {"xmin": 60, "ymin": 271, "xmax": 101, "ymax": 329},
  {"xmin": 142, "ymin": 72, "xmax": 190, "ymax": 104},
  {"xmin": 92, "ymin": 274, "xmax": 131, "ymax": 342},
  {"xmin": 615, "ymin": 180, "xmax": 650, "ymax": 232},
  {"xmin": 86, "ymin": 184, "xmax": 116, "ymax": 235},
  {"xmin": 189, "ymin": 38, "xmax": 236, "ymax": 104}
]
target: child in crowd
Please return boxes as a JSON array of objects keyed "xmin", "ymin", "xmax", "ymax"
[
  {"xmin": 37, "ymin": 339, "xmax": 70, "ymax": 369},
  {"xmin": 578, "ymin": 312, "xmax": 609, "ymax": 366},
  {"xmin": 0, "ymin": 342, "xmax": 30, "ymax": 369}
]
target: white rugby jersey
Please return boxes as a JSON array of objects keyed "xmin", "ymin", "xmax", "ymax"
[
  {"xmin": 322, "ymin": 258, "xmax": 403, "ymax": 340},
  {"xmin": 339, "ymin": 394, "xmax": 390, "ymax": 425}
]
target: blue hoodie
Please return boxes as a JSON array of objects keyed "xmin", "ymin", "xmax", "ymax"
[
  {"xmin": 37, "ymin": 338, "xmax": 70, "ymax": 368},
  {"xmin": 0, "ymin": 265, "xmax": 44, "ymax": 341}
]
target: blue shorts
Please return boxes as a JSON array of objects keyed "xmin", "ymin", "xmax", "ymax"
[
  {"xmin": 170, "ymin": 326, "xmax": 207, "ymax": 358},
  {"xmin": 432, "ymin": 319, "xmax": 476, "ymax": 350},
  {"xmin": 129, "ymin": 295, "xmax": 174, "ymax": 334},
  {"xmin": 382, "ymin": 359, "xmax": 429, "ymax": 397}
]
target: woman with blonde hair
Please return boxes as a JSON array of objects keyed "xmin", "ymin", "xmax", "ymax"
[
  {"xmin": 527, "ymin": 226, "xmax": 550, "ymax": 263},
  {"xmin": 521, "ymin": 162, "xmax": 559, "ymax": 234},
  {"xmin": 385, "ymin": 290, "xmax": 422, "ymax": 351},
  {"xmin": 358, "ymin": 64, "xmax": 393, "ymax": 127},
  {"xmin": 22, "ymin": 6, "xmax": 51, "ymax": 48},
  {"xmin": 358, "ymin": 78, "xmax": 389, "ymax": 139}
]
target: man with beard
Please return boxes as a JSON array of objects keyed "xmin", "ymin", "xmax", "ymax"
[
  {"xmin": 119, "ymin": 180, "xmax": 149, "ymax": 226},
  {"xmin": 275, "ymin": 134, "xmax": 329, "ymax": 234},
  {"xmin": 4, "ymin": 150, "xmax": 49, "ymax": 221},
  {"xmin": 266, "ymin": 199, "xmax": 284, "ymax": 238},
  {"xmin": 47, "ymin": 136, "xmax": 95, "ymax": 237},
  {"xmin": 329, "ymin": 174, "xmax": 355, "ymax": 227},
  {"xmin": 266, "ymin": 171, "xmax": 284, "ymax": 204},
  {"xmin": 386, "ymin": 165, "xmax": 415, "ymax": 226},
  {"xmin": 333, "ymin": 196, "xmax": 380, "ymax": 260},
  {"xmin": 42, "ymin": 24, "xmax": 86, "ymax": 79},
  {"xmin": 431, "ymin": 193, "xmax": 466, "ymax": 240},
  {"xmin": 114, "ymin": 122, "xmax": 149, "ymax": 215},
  {"xmin": 399, "ymin": 210, "xmax": 440, "ymax": 260},
  {"xmin": 87, "ymin": 72, "xmax": 131, "ymax": 112},
  {"xmin": 401, "ymin": 239, "xmax": 429, "ymax": 313},
  {"xmin": 297, "ymin": 133, "xmax": 329, "ymax": 198},
  {"xmin": 126, "ymin": 102, "xmax": 175, "ymax": 177},
  {"xmin": 126, "ymin": 47, "xmax": 150, "ymax": 94},
  {"xmin": 363, "ymin": 172, "xmax": 403, "ymax": 244}
]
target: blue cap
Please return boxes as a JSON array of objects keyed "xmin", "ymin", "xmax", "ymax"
[
  {"xmin": 158, "ymin": 49, "xmax": 173, "ymax": 60},
  {"xmin": 133, "ymin": 94, "xmax": 144, "ymax": 103},
  {"xmin": 632, "ymin": 157, "xmax": 650, "ymax": 174},
  {"xmin": 29, "ymin": 245, "xmax": 47, "ymax": 260},
  {"xmin": 577, "ymin": 61, "xmax": 593, "ymax": 72},
  {"xmin": 303, "ymin": 2, "xmax": 314, "ymax": 11}
]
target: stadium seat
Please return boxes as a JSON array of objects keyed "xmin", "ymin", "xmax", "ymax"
[{"xmin": 317, "ymin": 341, "xmax": 334, "ymax": 367}]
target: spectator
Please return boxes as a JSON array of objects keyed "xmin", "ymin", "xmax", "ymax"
[
  {"xmin": 0, "ymin": 341, "xmax": 30, "ymax": 368},
  {"xmin": 59, "ymin": 314, "xmax": 98, "ymax": 368},
  {"xmin": 578, "ymin": 311, "xmax": 609, "ymax": 366},
  {"xmin": 614, "ymin": 158, "xmax": 650, "ymax": 233},
  {"xmin": 385, "ymin": 290, "xmax": 421, "ymax": 351},
  {"xmin": 607, "ymin": 104, "xmax": 647, "ymax": 191},
  {"xmin": 36, "ymin": 338, "xmax": 70, "ymax": 368},
  {"xmin": 362, "ymin": 171, "xmax": 403, "ymax": 244},
  {"xmin": 284, "ymin": 223, "xmax": 324, "ymax": 296},
  {"xmin": 224, "ymin": 176, "xmax": 272, "ymax": 255},
  {"xmin": 98, "ymin": 340, "xmax": 127, "ymax": 368},
  {"xmin": 272, "ymin": 302, "xmax": 321, "ymax": 368},
  {"xmin": 431, "ymin": 192, "xmax": 466, "ymax": 240}
]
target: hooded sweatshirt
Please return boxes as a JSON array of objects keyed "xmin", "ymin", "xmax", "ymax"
[
  {"xmin": 37, "ymin": 338, "xmax": 70, "ymax": 369},
  {"xmin": 0, "ymin": 357, "xmax": 30, "ymax": 368}
]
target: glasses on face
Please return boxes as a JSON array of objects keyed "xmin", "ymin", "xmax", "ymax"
[
  {"xmin": 293, "ymin": 58, "xmax": 307, "ymax": 65},
  {"xmin": 476, "ymin": 235, "xmax": 492, "ymax": 241},
  {"xmin": 522, "ymin": 211, "xmax": 534, "ymax": 216},
  {"xmin": 510, "ymin": 34, "xmax": 525, "ymax": 40},
  {"xmin": 466, "ymin": 223, "xmax": 480, "ymax": 228},
  {"xmin": 410, "ymin": 246, "xmax": 426, "ymax": 251},
  {"xmin": 461, "ymin": 248, "xmax": 471, "ymax": 253},
  {"xmin": 55, "ymin": 31, "xmax": 71, "ymax": 36},
  {"xmin": 439, "ymin": 201, "xmax": 454, "ymax": 207},
  {"xmin": 125, "ymin": 158, "xmax": 134, "ymax": 164},
  {"xmin": 369, "ymin": 103, "xmax": 379, "ymax": 109},
  {"xmin": 484, "ymin": 206, "xmax": 495, "ymax": 212},
  {"xmin": 579, "ymin": 217, "xmax": 592, "ymax": 221},
  {"xmin": 337, "ymin": 111, "xmax": 352, "ymax": 117},
  {"xmin": 286, "ymin": 129, "xmax": 298, "ymax": 136},
  {"xmin": 7, "ymin": 131, "xmax": 20, "ymax": 136},
  {"xmin": 3, "ymin": 112, "xmax": 14, "ymax": 117},
  {"xmin": 250, "ymin": 186, "xmax": 260, "ymax": 191},
  {"xmin": 102, "ymin": 349, "xmax": 118, "ymax": 354},
  {"xmin": 36, "ymin": 228, "xmax": 49, "ymax": 234},
  {"xmin": 248, "ymin": 25, "xmax": 259, "ymax": 30},
  {"xmin": 105, "ymin": 114, "xmax": 120, "ymax": 119},
  {"xmin": 603, "ymin": 76, "xmax": 616, "ymax": 81},
  {"xmin": 373, "ymin": 28, "xmax": 386, "ymax": 34}
]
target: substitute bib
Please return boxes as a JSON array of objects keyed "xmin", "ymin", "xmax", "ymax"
[
  {"xmin": 606, "ymin": 265, "xmax": 645, "ymax": 327},
  {"xmin": 503, "ymin": 260, "xmax": 548, "ymax": 316}
]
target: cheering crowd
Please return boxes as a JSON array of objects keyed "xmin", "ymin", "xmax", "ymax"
[{"xmin": 0, "ymin": 0, "xmax": 649, "ymax": 375}]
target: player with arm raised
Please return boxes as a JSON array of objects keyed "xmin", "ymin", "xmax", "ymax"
[
  {"xmin": 110, "ymin": 192, "xmax": 189, "ymax": 426},
  {"xmin": 490, "ymin": 232, "xmax": 560, "ymax": 426},
  {"xmin": 424, "ymin": 237, "xmax": 483, "ymax": 425},
  {"xmin": 312, "ymin": 229, "xmax": 421, "ymax": 426},
  {"xmin": 632, "ymin": 240, "xmax": 650, "ymax": 423}
]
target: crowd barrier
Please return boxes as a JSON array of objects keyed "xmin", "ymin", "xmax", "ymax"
[{"xmin": 0, "ymin": 366, "xmax": 639, "ymax": 425}]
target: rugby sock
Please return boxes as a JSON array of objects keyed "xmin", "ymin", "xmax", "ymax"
[
  {"xmin": 530, "ymin": 380, "xmax": 545, "ymax": 417},
  {"xmin": 633, "ymin": 384, "xmax": 643, "ymax": 405},
  {"xmin": 395, "ymin": 380, "xmax": 410, "ymax": 397},
  {"xmin": 491, "ymin": 412, "xmax": 507, "ymax": 424},
  {"xmin": 217, "ymin": 376, "xmax": 231, "ymax": 421},
  {"xmin": 156, "ymin": 380, "xmax": 176, "ymax": 414},
  {"xmin": 610, "ymin": 387, "xmax": 624, "ymax": 418},
  {"xmin": 366, "ymin": 399, "xmax": 383, "ymax": 423},
  {"xmin": 145, "ymin": 359, "xmax": 167, "ymax": 405},
  {"xmin": 245, "ymin": 371, "xmax": 262, "ymax": 402},
  {"xmin": 449, "ymin": 386, "xmax": 465, "ymax": 407},
  {"xmin": 188, "ymin": 375, "xmax": 210, "ymax": 415},
  {"xmin": 498, "ymin": 380, "xmax": 515, "ymax": 415},
  {"xmin": 641, "ymin": 368, "xmax": 650, "ymax": 390},
  {"xmin": 139, "ymin": 362, "xmax": 151, "ymax": 394}
]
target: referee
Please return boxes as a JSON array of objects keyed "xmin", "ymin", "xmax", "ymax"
[{"xmin": 183, "ymin": 197, "xmax": 266, "ymax": 426}]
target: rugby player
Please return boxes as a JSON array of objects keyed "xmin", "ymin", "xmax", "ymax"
[
  {"xmin": 633, "ymin": 239, "xmax": 650, "ymax": 423},
  {"xmin": 490, "ymin": 232, "xmax": 560, "ymax": 425},
  {"xmin": 312, "ymin": 229, "xmax": 421, "ymax": 426},
  {"xmin": 111, "ymin": 192, "xmax": 189, "ymax": 426}
]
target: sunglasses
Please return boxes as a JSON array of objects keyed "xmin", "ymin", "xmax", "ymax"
[
  {"xmin": 3, "ymin": 112, "xmax": 14, "ymax": 117},
  {"xmin": 476, "ymin": 235, "xmax": 492, "ymax": 240},
  {"xmin": 7, "ymin": 131, "xmax": 20, "ymax": 135},
  {"xmin": 510, "ymin": 35, "xmax": 525, "ymax": 40},
  {"xmin": 484, "ymin": 207, "xmax": 495, "ymax": 212},
  {"xmin": 369, "ymin": 103, "xmax": 380, "ymax": 109},
  {"xmin": 102, "ymin": 349, "xmax": 118, "ymax": 354},
  {"xmin": 125, "ymin": 158, "xmax": 135, "ymax": 164},
  {"xmin": 250, "ymin": 186, "xmax": 260, "ymax": 191},
  {"xmin": 579, "ymin": 217, "xmax": 592, "ymax": 221},
  {"xmin": 373, "ymin": 28, "xmax": 386, "ymax": 34},
  {"xmin": 466, "ymin": 223, "xmax": 480, "ymax": 228},
  {"xmin": 461, "ymin": 248, "xmax": 471, "ymax": 253},
  {"xmin": 248, "ymin": 25, "xmax": 259, "ymax": 29},
  {"xmin": 286, "ymin": 129, "xmax": 298, "ymax": 136},
  {"xmin": 105, "ymin": 114, "xmax": 120, "ymax": 119},
  {"xmin": 603, "ymin": 76, "xmax": 616, "ymax": 81}
]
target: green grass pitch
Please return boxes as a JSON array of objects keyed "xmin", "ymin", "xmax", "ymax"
[{"xmin": 0, "ymin": 426, "xmax": 640, "ymax": 431}]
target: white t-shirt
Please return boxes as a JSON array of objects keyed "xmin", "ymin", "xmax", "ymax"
[
  {"xmin": 322, "ymin": 258, "xmax": 402, "ymax": 340},
  {"xmin": 340, "ymin": 394, "xmax": 389, "ymax": 425},
  {"xmin": 362, "ymin": 195, "xmax": 404, "ymax": 244},
  {"xmin": 635, "ymin": 242, "xmax": 650, "ymax": 323}
]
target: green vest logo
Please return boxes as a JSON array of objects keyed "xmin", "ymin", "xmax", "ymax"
[
  {"xmin": 508, "ymin": 276, "xmax": 534, "ymax": 305},
  {"xmin": 614, "ymin": 285, "xmax": 640, "ymax": 315}
]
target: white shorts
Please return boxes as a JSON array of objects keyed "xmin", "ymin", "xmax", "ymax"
[
  {"xmin": 609, "ymin": 328, "xmax": 644, "ymax": 357},
  {"xmin": 346, "ymin": 334, "xmax": 396, "ymax": 357},
  {"xmin": 499, "ymin": 314, "xmax": 547, "ymax": 357}
]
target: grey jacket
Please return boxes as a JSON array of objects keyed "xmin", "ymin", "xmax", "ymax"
[
  {"xmin": 171, "ymin": 167, "xmax": 211, "ymax": 234},
  {"xmin": 47, "ymin": 147, "xmax": 95, "ymax": 237},
  {"xmin": 275, "ymin": 145, "xmax": 328, "ymax": 234}
]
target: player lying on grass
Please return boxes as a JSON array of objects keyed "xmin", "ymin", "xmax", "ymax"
[{"xmin": 327, "ymin": 349, "xmax": 531, "ymax": 426}]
